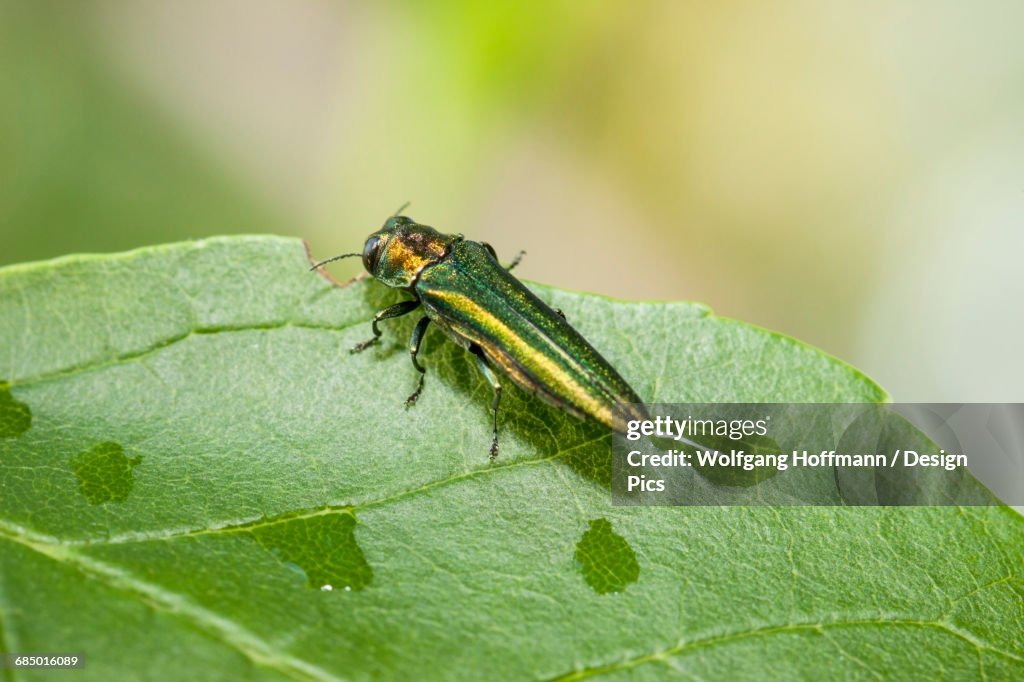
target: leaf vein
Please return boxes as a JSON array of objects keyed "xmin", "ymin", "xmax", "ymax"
[
  {"xmin": 7, "ymin": 434, "xmax": 610, "ymax": 547},
  {"xmin": 9, "ymin": 321, "xmax": 365, "ymax": 389},
  {"xmin": 0, "ymin": 533, "xmax": 344, "ymax": 682},
  {"xmin": 546, "ymin": 616, "xmax": 1024, "ymax": 681}
]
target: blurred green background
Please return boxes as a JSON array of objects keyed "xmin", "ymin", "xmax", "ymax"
[{"xmin": 2, "ymin": 1, "xmax": 1022, "ymax": 402}]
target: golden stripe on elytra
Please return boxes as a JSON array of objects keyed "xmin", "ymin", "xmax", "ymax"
[{"xmin": 430, "ymin": 289, "xmax": 613, "ymax": 422}]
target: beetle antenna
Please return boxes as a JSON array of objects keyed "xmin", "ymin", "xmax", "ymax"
[
  {"xmin": 308, "ymin": 253, "xmax": 360, "ymax": 271},
  {"xmin": 393, "ymin": 201, "xmax": 411, "ymax": 216}
]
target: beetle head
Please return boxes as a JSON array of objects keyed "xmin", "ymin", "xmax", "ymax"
[{"xmin": 361, "ymin": 216, "xmax": 460, "ymax": 289}]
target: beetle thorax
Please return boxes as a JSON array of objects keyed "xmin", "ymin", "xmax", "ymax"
[{"xmin": 375, "ymin": 223, "xmax": 460, "ymax": 289}]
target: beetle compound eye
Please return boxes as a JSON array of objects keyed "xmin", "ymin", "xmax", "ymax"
[{"xmin": 362, "ymin": 236, "xmax": 383, "ymax": 272}]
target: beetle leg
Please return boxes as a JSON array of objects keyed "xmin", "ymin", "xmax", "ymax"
[
  {"xmin": 482, "ymin": 241, "xmax": 525, "ymax": 272},
  {"xmin": 351, "ymin": 299, "xmax": 420, "ymax": 353},
  {"xmin": 404, "ymin": 316, "xmax": 431, "ymax": 407},
  {"xmin": 470, "ymin": 345, "xmax": 502, "ymax": 460},
  {"xmin": 505, "ymin": 250, "xmax": 526, "ymax": 272}
]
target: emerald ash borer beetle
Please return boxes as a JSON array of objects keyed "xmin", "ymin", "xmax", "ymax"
[{"xmin": 311, "ymin": 212, "xmax": 648, "ymax": 459}]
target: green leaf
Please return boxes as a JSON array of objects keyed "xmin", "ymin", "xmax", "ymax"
[{"xmin": 0, "ymin": 237, "xmax": 1020, "ymax": 681}]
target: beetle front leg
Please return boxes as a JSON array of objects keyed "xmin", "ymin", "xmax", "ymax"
[
  {"xmin": 404, "ymin": 316, "xmax": 431, "ymax": 407},
  {"xmin": 351, "ymin": 300, "xmax": 420, "ymax": 353},
  {"xmin": 470, "ymin": 345, "xmax": 502, "ymax": 461}
]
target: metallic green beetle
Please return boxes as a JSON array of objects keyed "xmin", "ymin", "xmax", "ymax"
[{"xmin": 311, "ymin": 214, "xmax": 649, "ymax": 459}]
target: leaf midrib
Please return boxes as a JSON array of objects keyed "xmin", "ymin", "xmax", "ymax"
[{"xmin": 0, "ymin": 432, "xmax": 608, "ymax": 547}]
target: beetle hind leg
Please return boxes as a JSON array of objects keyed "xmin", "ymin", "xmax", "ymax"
[
  {"xmin": 470, "ymin": 345, "xmax": 502, "ymax": 460},
  {"xmin": 404, "ymin": 316, "xmax": 431, "ymax": 407},
  {"xmin": 481, "ymin": 242, "xmax": 525, "ymax": 272},
  {"xmin": 505, "ymin": 250, "xmax": 526, "ymax": 272}
]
